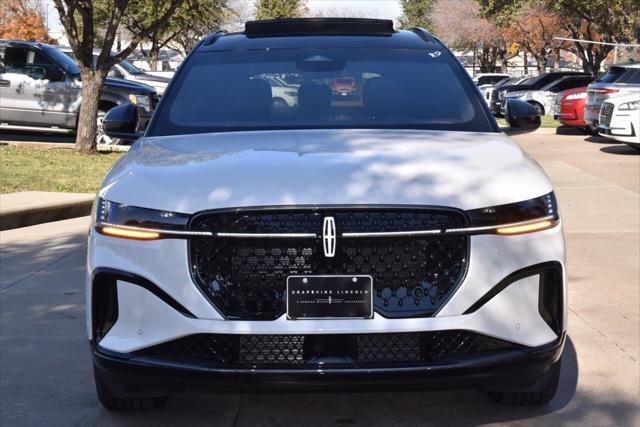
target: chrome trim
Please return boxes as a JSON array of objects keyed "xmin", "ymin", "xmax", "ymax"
[
  {"xmin": 216, "ymin": 232, "xmax": 316, "ymax": 238},
  {"xmin": 341, "ymin": 215, "xmax": 557, "ymax": 238},
  {"xmin": 445, "ymin": 215, "xmax": 557, "ymax": 235},
  {"xmin": 96, "ymin": 223, "xmax": 213, "ymax": 237},
  {"xmin": 342, "ymin": 229, "xmax": 443, "ymax": 238},
  {"xmin": 97, "ymin": 216, "xmax": 558, "ymax": 239}
]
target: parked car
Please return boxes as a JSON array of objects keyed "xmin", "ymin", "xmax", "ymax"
[
  {"xmin": 258, "ymin": 75, "xmax": 299, "ymax": 108},
  {"xmin": 483, "ymin": 76, "xmax": 527, "ymax": 107},
  {"xmin": 504, "ymin": 75, "xmax": 594, "ymax": 115},
  {"xmin": 0, "ymin": 40, "xmax": 158, "ymax": 144},
  {"xmin": 584, "ymin": 63, "xmax": 640, "ymax": 134},
  {"xmin": 598, "ymin": 93, "xmax": 640, "ymax": 149},
  {"xmin": 472, "ymin": 73, "xmax": 510, "ymax": 86},
  {"xmin": 492, "ymin": 71, "xmax": 591, "ymax": 116},
  {"xmin": 553, "ymin": 87, "xmax": 589, "ymax": 131},
  {"xmin": 58, "ymin": 46, "xmax": 171, "ymax": 96},
  {"xmin": 90, "ymin": 18, "xmax": 565, "ymax": 411},
  {"xmin": 332, "ymin": 76, "xmax": 357, "ymax": 96}
]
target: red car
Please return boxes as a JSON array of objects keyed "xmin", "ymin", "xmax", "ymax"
[
  {"xmin": 332, "ymin": 77, "xmax": 357, "ymax": 96},
  {"xmin": 554, "ymin": 86, "xmax": 589, "ymax": 131}
]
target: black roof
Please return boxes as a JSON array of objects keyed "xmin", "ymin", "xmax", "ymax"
[{"xmin": 198, "ymin": 19, "xmax": 442, "ymax": 52}]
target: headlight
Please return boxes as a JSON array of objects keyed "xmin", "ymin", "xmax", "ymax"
[
  {"xmin": 464, "ymin": 192, "xmax": 559, "ymax": 235},
  {"xmin": 566, "ymin": 92, "xmax": 587, "ymax": 101},
  {"xmin": 619, "ymin": 101, "xmax": 639, "ymax": 111},
  {"xmin": 93, "ymin": 198, "xmax": 200, "ymax": 239},
  {"xmin": 128, "ymin": 94, "xmax": 152, "ymax": 112}
]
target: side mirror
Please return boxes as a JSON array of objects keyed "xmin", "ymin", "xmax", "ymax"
[
  {"xmin": 502, "ymin": 99, "xmax": 541, "ymax": 135},
  {"xmin": 46, "ymin": 67, "xmax": 65, "ymax": 82},
  {"xmin": 103, "ymin": 103, "xmax": 142, "ymax": 141},
  {"xmin": 108, "ymin": 68, "xmax": 124, "ymax": 79}
]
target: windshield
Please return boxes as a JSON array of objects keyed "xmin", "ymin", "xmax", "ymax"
[
  {"xmin": 43, "ymin": 46, "xmax": 80, "ymax": 75},
  {"xmin": 118, "ymin": 59, "xmax": 144, "ymax": 75},
  {"xmin": 150, "ymin": 48, "xmax": 493, "ymax": 136}
]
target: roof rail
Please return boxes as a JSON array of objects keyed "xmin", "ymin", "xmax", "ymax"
[
  {"xmin": 244, "ymin": 18, "xmax": 395, "ymax": 37},
  {"xmin": 203, "ymin": 30, "xmax": 227, "ymax": 46},
  {"xmin": 408, "ymin": 27, "xmax": 439, "ymax": 44}
]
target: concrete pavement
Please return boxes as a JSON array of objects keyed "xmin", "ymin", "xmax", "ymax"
[{"xmin": 0, "ymin": 131, "xmax": 638, "ymax": 426}]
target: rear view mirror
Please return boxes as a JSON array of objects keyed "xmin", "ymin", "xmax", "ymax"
[
  {"xmin": 502, "ymin": 99, "xmax": 541, "ymax": 135},
  {"xmin": 103, "ymin": 103, "xmax": 143, "ymax": 141}
]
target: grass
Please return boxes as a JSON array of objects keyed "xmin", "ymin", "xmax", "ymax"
[
  {"xmin": 496, "ymin": 115, "xmax": 560, "ymax": 128},
  {"xmin": 0, "ymin": 145, "xmax": 123, "ymax": 194}
]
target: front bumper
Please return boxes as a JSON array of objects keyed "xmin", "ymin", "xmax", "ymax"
[{"xmin": 93, "ymin": 333, "xmax": 565, "ymax": 396}]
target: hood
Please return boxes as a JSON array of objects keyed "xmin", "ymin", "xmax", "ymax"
[
  {"xmin": 134, "ymin": 73, "xmax": 171, "ymax": 84},
  {"xmin": 104, "ymin": 76, "xmax": 155, "ymax": 93},
  {"xmin": 100, "ymin": 129, "xmax": 552, "ymax": 214}
]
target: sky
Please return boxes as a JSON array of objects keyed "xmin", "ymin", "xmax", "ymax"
[{"xmin": 43, "ymin": 0, "xmax": 404, "ymax": 39}]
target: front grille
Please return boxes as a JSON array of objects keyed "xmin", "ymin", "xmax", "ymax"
[
  {"xmin": 150, "ymin": 92, "xmax": 160, "ymax": 110},
  {"xmin": 137, "ymin": 331, "xmax": 517, "ymax": 368},
  {"xmin": 189, "ymin": 208, "xmax": 469, "ymax": 320},
  {"xmin": 600, "ymin": 102, "xmax": 614, "ymax": 126}
]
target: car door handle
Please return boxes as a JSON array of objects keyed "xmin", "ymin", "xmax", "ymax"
[{"xmin": 0, "ymin": 80, "xmax": 10, "ymax": 87}]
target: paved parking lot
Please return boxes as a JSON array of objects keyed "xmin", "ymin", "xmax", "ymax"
[{"xmin": 1, "ymin": 129, "xmax": 638, "ymax": 426}]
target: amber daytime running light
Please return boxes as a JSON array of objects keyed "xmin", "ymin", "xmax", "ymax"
[{"xmin": 93, "ymin": 193, "xmax": 559, "ymax": 240}]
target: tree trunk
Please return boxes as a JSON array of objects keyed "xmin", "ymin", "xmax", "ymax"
[
  {"xmin": 76, "ymin": 69, "xmax": 106, "ymax": 153},
  {"xmin": 536, "ymin": 54, "xmax": 546, "ymax": 73},
  {"xmin": 523, "ymin": 52, "xmax": 528, "ymax": 75}
]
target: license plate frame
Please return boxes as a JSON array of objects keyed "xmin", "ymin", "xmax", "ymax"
[{"xmin": 286, "ymin": 275, "xmax": 373, "ymax": 320}]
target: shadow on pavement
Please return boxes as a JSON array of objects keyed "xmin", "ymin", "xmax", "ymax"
[
  {"xmin": 555, "ymin": 126, "xmax": 585, "ymax": 136},
  {"xmin": 585, "ymin": 135, "xmax": 619, "ymax": 145},
  {"xmin": 600, "ymin": 145, "xmax": 640, "ymax": 156},
  {"xmin": 0, "ymin": 130, "xmax": 76, "ymax": 143},
  {"xmin": 99, "ymin": 337, "xmax": 621, "ymax": 427}
]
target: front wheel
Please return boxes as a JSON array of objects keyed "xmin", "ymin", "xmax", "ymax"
[{"xmin": 487, "ymin": 358, "xmax": 561, "ymax": 406}]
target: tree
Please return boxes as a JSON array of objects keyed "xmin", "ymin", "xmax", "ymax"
[
  {"xmin": 504, "ymin": 2, "xmax": 563, "ymax": 73},
  {"xmin": 398, "ymin": 0, "xmax": 435, "ymax": 32},
  {"xmin": 254, "ymin": 0, "xmax": 307, "ymax": 20},
  {"xmin": 111, "ymin": 0, "xmax": 229, "ymax": 70},
  {"xmin": 431, "ymin": 0, "xmax": 508, "ymax": 72},
  {"xmin": 548, "ymin": 0, "xmax": 640, "ymax": 73},
  {"xmin": 52, "ymin": 0, "xmax": 184, "ymax": 153},
  {"xmin": 0, "ymin": 0, "xmax": 57, "ymax": 43}
]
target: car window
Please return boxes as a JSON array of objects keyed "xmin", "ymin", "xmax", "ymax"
[
  {"xmin": 596, "ymin": 67, "xmax": 626, "ymax": 83},
  {"xmin": 150, "ymin": 48, "xmax": 493, "ymax": 136},
  {"xmin": 549, "ymin": 77, "xmax": 593, "ymax": 92},
  {"xmin": 2, "ymin": 46, "xmax": 59, "ymax": 80},
  {"xmin": 617, "ymin": 69, "xmax": 640, "ymax": 84},
  {"xmin": 625, "ymin": 70, "xmax": 640, "ymax": 84},
  {"xmin": 42, "ymin": 46, "xmax": 80, "ymax": 75}
]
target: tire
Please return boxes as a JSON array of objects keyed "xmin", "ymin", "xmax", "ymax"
[
  {"xmin": 528, "ymin": 102, "xmax": 545, "ymax": 116},
  {"xmin": 487, "ymin": 358, "xmax": 561, "ymax": 406},
  {"xmin": 94, "ymin": 365, "xmax": 166, "ymax": 411},
  {"xmin": 586, "ymin": 126, "xmax": 600, "ymax": 136},
  {"xmin": 272, "ymin": 97, "xmax": 288, "ymax": 110},
  {"xmin": 96, "ymin": 110, "xmax": 121, "ymax": 146}
]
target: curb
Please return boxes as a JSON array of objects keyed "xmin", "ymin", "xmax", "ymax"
[{"xmin": 0, "ymin": 192, "xmax": 95, "ymax": 231}]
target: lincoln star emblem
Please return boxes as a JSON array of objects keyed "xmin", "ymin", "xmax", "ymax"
[{"xmin": 322, "ymin": 216, "xmax": 336, "ymax": 258}]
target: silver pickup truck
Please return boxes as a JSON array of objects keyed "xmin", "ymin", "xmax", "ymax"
[{"xmin": 0, "ymin": 39, "xmax": 158, "ymax": 144}]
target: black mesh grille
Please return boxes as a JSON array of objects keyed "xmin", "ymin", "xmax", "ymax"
[
  {"xmin": 189, "ymin": 208, "xmax": 468, "ymax": 320},
  {"xmin": 137, "ymin": 331, "xmax": 516, "ymax": 368},
  {"xmin": 600, "ymin": 102, "xmax": 614, "ymax": 126}
]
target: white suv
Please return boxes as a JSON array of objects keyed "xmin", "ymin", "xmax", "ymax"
[{"xmin": 88, "ymin": 19, "xmax": 566, "ymax": 410}]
